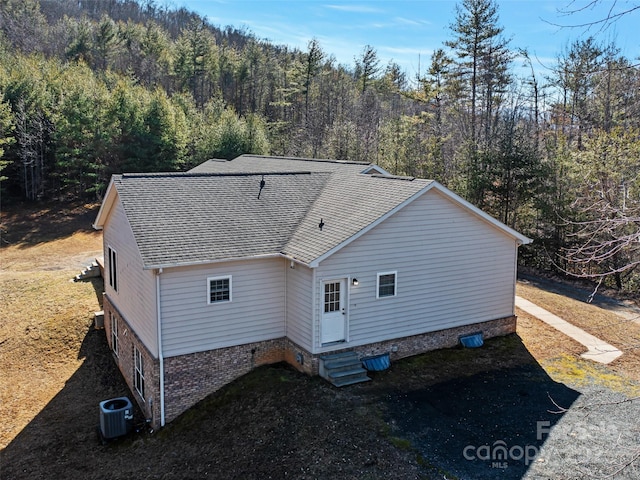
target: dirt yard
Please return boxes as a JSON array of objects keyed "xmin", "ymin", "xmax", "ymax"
[{"xmin": 1, "ymin": 202, "xmax": 639, "ymax": 479}]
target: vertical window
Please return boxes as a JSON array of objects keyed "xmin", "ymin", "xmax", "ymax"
[
  {"xmin": 377, "ymin": 271, "xmax": 397, "ymax": 298},
  {"xmin": 111, "ymin": 313, "xmax": 118, "ymax": 357},
  {"xmin": 134, "ymin": 346, "xmax": 145, "ymax": 399},
  {"xmin": 208, "ymin": 276, "xmax": 232, "ymax": 304},
  {"xmin": 108, "ymin": 246, "xmax": 118, "ymax": 292}
]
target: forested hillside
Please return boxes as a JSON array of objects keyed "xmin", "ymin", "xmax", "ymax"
[{"xmin": 1, "ymin": 0, "xmax": 638, "ymax": 290}]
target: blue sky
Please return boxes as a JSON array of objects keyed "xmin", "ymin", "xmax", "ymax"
[{"xmin": 178, "ymin": 0, "xmax": 639, "ymax": 80}]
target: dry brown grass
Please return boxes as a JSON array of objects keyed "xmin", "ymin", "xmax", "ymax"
[
  {"xmin": 517, "ymin": 282, "xmax": 640, "ymax": 383},
  {"xmin": 0, "ymin": 271, "xmax": 101, "ymax": 446},
  {"xmin": 0, "ymin": 202, "xmax": 103, "ymax": 448},
  {"xmin": 515, "ymin": 309, "xmax": 585, "ymax": 361}
]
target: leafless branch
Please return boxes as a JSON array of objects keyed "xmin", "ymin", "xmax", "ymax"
[
  {"xmin": 547, "ymin": 392, "xmax": 570, "ymax": 414},
  {"xmin": 548, "ymin": 395, "xmax": 640, "ymax": 430},
  {"xmin": 604, "ymin": 445, "xmax": 640, "ymax": 478},
  {"xmin": 547, "ymin": 0, "xmax": 640, "ymax": 32},
  {"xmin": 554, "ymin": 187, "xmax": 640, "ymax": 282}
]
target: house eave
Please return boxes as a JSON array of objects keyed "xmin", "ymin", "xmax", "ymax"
[
  {"xmin": 92, "ymin": 178, "xmax": 118, "ymax": 230},
  {"xmin": 142, "ymin": 252, "xmax": 303, "ymax": 271}
]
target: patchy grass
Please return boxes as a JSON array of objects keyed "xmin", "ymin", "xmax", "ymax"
[
  {"xmin": 516, "ymin": 309, "xmax": 585, "ymax": 361},
  {"xmin": 542, "ymin": 354, "xmax": 640, "ymax": 398},
  {"xmin": 517, "ymin": 282, "xmax": 640, "ymax": 383}
]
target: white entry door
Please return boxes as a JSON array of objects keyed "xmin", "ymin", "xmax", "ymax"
[{"xmin": 321, "ymin": 279, "xmax": 347, "ymax": 344}]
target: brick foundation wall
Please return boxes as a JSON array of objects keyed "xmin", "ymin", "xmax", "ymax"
[
  {"xmin": 163, "ymin": 338, "xmax": 286, "ymax": 424},
  {"xmin": 103, "ymin": 303, "xmax": 515, "ymax": 428},
  {"xmin": 314, "ymin": 316, "xmax": 517, "ymax": 373},
  {"xmin": 283, "ymin": 338, "xmax": 319, "ymax": 375},
  {"xmin": 103, "ymin": 295, "xmax": 161, "ymax": 426},
  {"xmin": 163, "ymin": 316, "xmax": 515, "ymax": 423},
  {"xmin": 285, "ymin": 316, "xmax": 517, "ymax": 375}
]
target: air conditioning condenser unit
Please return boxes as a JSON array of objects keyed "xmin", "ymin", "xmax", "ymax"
[{"xmin": 99, "ymin": 397, "xmax": 133, "ymax": 440}]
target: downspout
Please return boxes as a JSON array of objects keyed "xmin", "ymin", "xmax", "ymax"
[
  {"xmin": 156, "ymin": 268, "xmax": 165, "ymax": 427},
  {"xmin": 311, "ymin": 267, "xmax": 317, "ymax": 353},
  {"xmin": 284, "ymin": 260, "xmax": 288, "ymax": 340}
]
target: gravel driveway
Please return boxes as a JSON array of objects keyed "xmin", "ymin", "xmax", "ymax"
[{"xmin": 380, "ymin": 362, "xmax": 640, "ymax": 479}]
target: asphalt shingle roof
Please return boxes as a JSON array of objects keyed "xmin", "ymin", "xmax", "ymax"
[{"xmin": 111, "ymin": 156, "xmax": 433, "ymax": 268}]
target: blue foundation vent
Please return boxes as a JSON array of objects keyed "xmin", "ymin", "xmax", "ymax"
[
  {"xmin": 361, "ymin": 353, "xmax": 391, "ymax": 371},
  {"xmin": 459, "ymin": 332, "xmax": 484, "ymax": 348}
]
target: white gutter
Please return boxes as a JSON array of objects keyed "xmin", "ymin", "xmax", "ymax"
[
  {"xmin": 156, "ymin": 268, "xmax": 165, "ymax": 427},
  {"xmin": 143, "ymin": 252, "xmax": 286, "ymax": 271}
]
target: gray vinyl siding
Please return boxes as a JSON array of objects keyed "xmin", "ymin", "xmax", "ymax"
[
  {"xmin": 103, "ymin": 199, "xmax": 158, "ymax": 357},
  {"xmin": 160, "ymin": 258, "xmax": 286, "ymax": 357},
  {"xmin": 285, "ymin": 263, "xmax": 314, "ymax": 350},
  {"xmin": 315, "ymin": 189, "xmax": 518, "ymax": 352}
]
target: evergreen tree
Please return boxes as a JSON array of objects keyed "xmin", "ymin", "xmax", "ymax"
[
  {"xmin": 174, "ymin": 18, "xmax": 217, "ymax": 108},
  {"xmin": 445, "ymin": 0, "xmax": 512, "ymax": 204},
  {"xmin": 0, "ymin": 95, "xmax": 16, "ymax": 185},
  {"xmin": 355, "ymin": 45, "xmax": 380, "ymax": 94}
]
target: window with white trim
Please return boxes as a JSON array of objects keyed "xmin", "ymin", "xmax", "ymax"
[
  {"xmin": 134, "ymin": 346, "xmax": 145, "ymax": 399},
  {"xmin": 377, "ymin": 271, "xmax": 397, "ymax": 298},
  {"xmin": 111, "ymin": 313, "xmax": 118, "ymax": 357},
  {"xmin": 208, "ymin": 276, "xmax": 232, "ymax": 304},
  {"xmin": 108, "ymin": 246, "xmax": 118, "ymax": 292}
]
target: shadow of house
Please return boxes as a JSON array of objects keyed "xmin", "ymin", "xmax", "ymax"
[
  {"xmin": 1, "ymin": 332, "xmax": 580, "ymax": 480},
  {"xmin": 1, "ymin": 202, "xmax": 100, "ymax": 248},
  {"xmin": 0, "ymin": 326, "xmax": 137, "ymax": 479},
  {"xmin": 378, "ymin": 337, "xmax": 581, "ymax": 479}
]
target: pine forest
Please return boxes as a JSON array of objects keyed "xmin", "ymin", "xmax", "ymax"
[{"xmin": 0, "ymin": 0, "xmax": 639, "ymax": 291}]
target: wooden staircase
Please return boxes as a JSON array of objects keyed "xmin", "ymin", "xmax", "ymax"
[{"xmin": 319, "ymin": 351, "xmax": 371, "ymax": 387}]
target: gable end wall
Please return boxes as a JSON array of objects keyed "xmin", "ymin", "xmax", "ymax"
[
  {"xmin": 103, "ymin": 198, "xmax": 158, "ymax": 356},
  {"xmin": 315, "ymin": 188, "xmax": 518, "ymax": 352}
]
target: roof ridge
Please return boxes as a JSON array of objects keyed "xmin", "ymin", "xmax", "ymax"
[
  {"xmin": 119, "ymin": 171, "xmax": 319, "ymax": 179},
  {"xmin": 368, "ymin": 173, "xmax": 418, "ymax": 181},
  {"xmin": 241, "ymin": 154, "xmax": 371, "ymax": 166}
]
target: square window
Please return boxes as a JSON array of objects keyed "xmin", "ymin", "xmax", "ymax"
[
  {"xmin": 208, "ymin": 276, "xmax": 232, "ymax": 304},
  {"xmin": 377, "ymin": 272, "xmax": 397, "ymax": 298}
]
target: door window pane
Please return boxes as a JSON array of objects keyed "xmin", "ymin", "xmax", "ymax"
[{"xmin": 324, "ymin": 282, "xmax": 340, "ymax": 313}]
